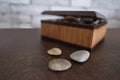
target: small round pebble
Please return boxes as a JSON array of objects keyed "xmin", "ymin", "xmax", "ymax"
[
  {"xmin": 47, "ymin": 48, "xmax": 62, "ymax": 56},
  {"xmin": 48, "ymin": 59, "xmax": 72, "ymax": 71},
  {"xmin": 70, "ymin": 50, "xmax": 90, "ymax": 63}
]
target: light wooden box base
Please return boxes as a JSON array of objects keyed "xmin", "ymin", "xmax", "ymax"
[{"xmin": 41, "ymin": 22, "xmax": 107, "ymax": 49}]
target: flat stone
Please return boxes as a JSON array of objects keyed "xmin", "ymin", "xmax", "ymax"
[
  {"xmin": 48, "ymin": 59, "xmax": 72, "ymax": 71},
  {"xmin": 47, "ymin": 48, "xmax": 62, "ymax": 56},
  {"xmin": 70, "ymin": 50, "xmax": 90, "ymax": 63}
]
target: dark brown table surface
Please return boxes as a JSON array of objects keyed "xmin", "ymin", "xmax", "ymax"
[{"xmin": 0, "ymin": 29, "xmax": 120, "ymax": 80}]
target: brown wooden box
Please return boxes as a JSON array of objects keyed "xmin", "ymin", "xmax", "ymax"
[{"xmin": 41, "ymin": 11, "xmax": 107, "ymax": 50}]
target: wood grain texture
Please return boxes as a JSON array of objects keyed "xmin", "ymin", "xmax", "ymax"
[
  {"xmin": 0, "ymin": 29, "xmax": 120, "ymax": 80},
  {"xmin": 91, "ymin": 25, "xmax": 107, "ymax": 48},
  {"xmin": 41, "ymin": 22, "xmax": 106, "ymax": 49},
  {"xmin": 41, "ymin": 22, "xmax": 93, "ymax": 48}
]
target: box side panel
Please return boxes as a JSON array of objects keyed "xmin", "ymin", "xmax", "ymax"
[
  {"xmin": 41, "ymin": 22, "xmax": 61, "ymax": 40},
  {"xmin": 91, "ymin": 25, "xmax": 107, "ymax": 48},
  {"xmin": 41, "ymin": 22, "xmax": 93, "ymax": 48}
]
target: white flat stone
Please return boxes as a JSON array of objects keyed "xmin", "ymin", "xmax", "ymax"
[
  {"xmin": 47, "ymin": 48, "xmax": 62, "ymax": 56},
  {"xmin": 70, "ymin": 50, "xmax": 90, "ymax": 63},
  {"xmin": 48, "ymin": 59, "xmax": 72, "ymax": 71}
]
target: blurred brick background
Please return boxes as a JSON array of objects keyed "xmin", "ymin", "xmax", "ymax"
[{"xmin": 0, "ymin": 0, "xmax": 120, "ymax": 28}]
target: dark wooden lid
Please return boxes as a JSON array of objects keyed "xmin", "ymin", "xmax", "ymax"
[{"xmin": 42, "ymin": 11, "xmax": 106, "ymax": 20}]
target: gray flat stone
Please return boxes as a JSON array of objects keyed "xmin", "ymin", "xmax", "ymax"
[
  {"xmin": 70, "ymin": 50, "xmax": 90, "ymax": 63},
  {"xmin": 48, "ymin": 59, "xmax": 72, "ymax": 71}
]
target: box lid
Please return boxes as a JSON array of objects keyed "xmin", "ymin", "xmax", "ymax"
[
  {"xmin": 42, "ymin": 11, "xmax": 106, "ymax": 20},
  {"xmin": 41, "ymin": 11, "xmax": 107, "ymax": 29}
]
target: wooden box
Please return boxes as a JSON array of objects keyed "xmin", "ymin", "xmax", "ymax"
[{"xmin": 41, "ymin": 11, "xmax": 107, "ymax": 50}]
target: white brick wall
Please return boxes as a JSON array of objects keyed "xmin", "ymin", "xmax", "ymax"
[
  {"xmin": 71, "ymin": 0, "xmax": 91, "ymax": 7},
  {"xmin": 0, "ymin": 23, "xmax": 12, "ymax": 28},
  {"xmin": 51, "ymin": 6, "xmax": 87, "ymax": 11},
  {"xmin": 0, "ymin": 14, "xmax": 11, "ymax": 23},
  {"xmin": 32, "ymin": 15, "xmax": 63, "ymax": 28},
  {"xmin": 0, "ymin": 0, "xmax": 30, "ymax": 4},
  {"xmin": 0, "ymin": 0, "xmax": 120, "ymax": 28},
  {"xmin": 108, "ymin": 19, "xmax": 120, "ymax": 28},
  {"xmin": 32, "ymin": 0, "xmax": 70, "ymax": 6},
  {"xmin": 11, "ymin": 5, "xmax": 50, "ymax": 15},
  {"xmin": 92, "ymin": 0, "xmax": 120, "ymax": 9},
  {"xmin": 12, "ymin": 23, "xmax": 32, "ymax": 28},
  {"xmin": 0, "ymin": 3, "xmax": 9, "ymax": 13},
  {"xmin": 11, "ymin": 14, "xmax": 31, "ymax": 23}
]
